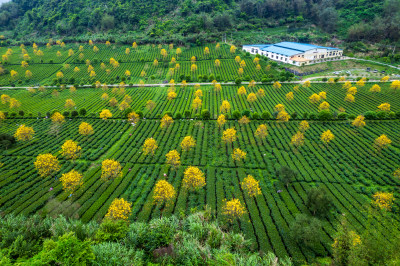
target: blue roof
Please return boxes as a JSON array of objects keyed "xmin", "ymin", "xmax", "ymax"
[
  {"xmin": 243, "ymin": 44, "xmax": 271, "ymax": 48},
  {"xmin": 261, "ymin": 46, "xmax": 302, "ymax": 56},
  {"xmin": 244, "ymin": 42, "xmax": 342, "ymax": 57}
]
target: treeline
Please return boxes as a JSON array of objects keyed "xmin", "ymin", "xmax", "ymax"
[{"xmin": 0, "ymin": 0, "xmax": 399, "ymax": 43}]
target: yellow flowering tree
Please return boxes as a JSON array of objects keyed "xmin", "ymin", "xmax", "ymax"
[
  {"xmin": 241, "ymin": 175, "xmax": 261, "ymax": 197},
  {"xmin": 232, "ymin": 148, "xmax": 246, "ymax": 163},
  {"xmin": 352, "ymin": 115, "xmax": 366, "ymax": 128},
  {"xmin": 254, "ymin": 124, "xmax": 268, "ymax": 140},
  {"xmin": 309, "ymin": 93, "xmax": 321, "ymax": 103},
  {"xmin": 321, "ymin": 130, "xmax": 335, "ymax": 145},
  {"xmin": 34, "ymin": 153, "xmax": 61, "ymax": 177},
  {"xmin": 192, "ymin": 97, "xmax": 202, "ymax": 111},
  {"xmin": 238, "ymin": 115, "xmax": 250, "ymax": 126},
  {"xmin": 61, "ymin": 140, "xmax": 82, "ymax": 160},
  {"xmin": 347, "ymin": 86, "xmax": 357, "ymax": 95},
  {"xmin": 165, "ymin": 150, "xmax": 181, "ymax": 169},
  {"xmin": 101, "ymin": 159, "xmax": 122, "ymax": 181},
  {"xmin": 51, "ymin": 112, "xmax": 65, "ymax": 124},
  {"xmin": 222, "ymin": 198, "xmax": 246, "ymax": 222},
  {"xmin": 377, "ymin": 103, "xmax": 390, "ymax": 112},
  {"xmin": 146, "ymin": 100, "xmax": 156, "ymax": 112},
  {"xmin": 65, "ymin": 99, "xmax": 75, "ymax": 110},
  {"xmin": 374, "ymin": 134, "xmax": 391, "ymax": 151},
  {"xmin": 153, "ymin": 180, "xmax": 176, "ymax": 206},
  {"xmin": 286, "ymin": 91, "xmax": 294, "ymax": 101},
  {"xmin": 1, "ymin": 94, "xmax": 10, "ymax": 104},
  {"xmin": 79, "ymin": 122, "xmax": 94, "ymax": 137},
  {"xmin": 273, "ymin": 81, "xmax": 282, "ymax": 89},
  {"xmin": 344, "ymin": 94, "xmax": 355, "ymax": 102},
  {"xmin": 302, "ymin": 80, "xmax": 311, "ymax": 88},
  {"xmin": 100, "ymin": 109, "xmax": 112, "ymax": 120},
  {"xmin": 372, "ymin": 192, "xmax": 394, "ymax": 211},
  {"xmin": 9, "ymin": 98, "xmax": 21, "ymax": 109},
  {"xmin": 319, "ymin": 101, "xmax": 330, "ymax": 111},
  {"xmin": 369, "ymin": 84, "xmax": 381, "ymax": 92},
  {"xmin": 127, "ymin": 111, "xmax": 140, "ymax": 124},
  {"xmin": 220, "ymin": 100, "xmax": 230, "ymax": 114},
  {"xmin": 247, "ymin": 93, "xmax": 257, "ymax": 103},
  {"xmin": 277, "ymin": 111, "xmax": 290, "ymax": 122},
  {"xmin": 160, "ymin": 114, "xmax": 174, "ymax": 129},
  {"xmin": 222, "ymin": 128, "xmax": 237, "ymax": 143},
  {"xmin": 257, "ymin": 88, "xmax": 265, "ymax": 97},
  {"xmin": 143, "ymin": 138, "xmax": 158, "ymax": 156},
  {"xmin": 182, "ymin": 166, "xmax": 206, "ymax": 191},
  {"xmin": 181, "ymin": 136, "xmax": 196, "ymax": 151},
  {"xmin": 105, "ymin": 198, "xmax": 132, "ymax": 220},
  {"xmin": 275, "ymin": 104, "xmax": 285, "ymax": 112},
  {"xmin": 299, "ymin": 120, "xmax": 310, "ymax": 132},
  {"xmin": 167, "ymin": 91, "xmax": 177, "ymax": 100},
  {"xmin": 291, "ymin": 132, "xmax": 305, "ymax": 149},
  {"xmin": 14, "ymin": 124, "xmax": 35, "ymax": 142},
  {"xmin": 0, "ymin": 111, "xmax": 5, "ymax": 123},
  {"xmin": 391, "ymin": 80, "xmax": 400, "ymax": 90},
  {"xmin": 60, "ymin": 170, "xmax": 83, "ymax": 194},
  {"xmin": 217, "ymin": 114, "xmax": 226, "ymax": 128}
]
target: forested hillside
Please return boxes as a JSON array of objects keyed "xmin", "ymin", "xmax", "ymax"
[{"xmin": 0, "ymin": 0, "xmax": 399, "ymax": 44}]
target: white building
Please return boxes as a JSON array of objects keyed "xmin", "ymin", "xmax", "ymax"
[{"xmin": 242, "ymin": 42, "xmax": 343, "ymax": 66}]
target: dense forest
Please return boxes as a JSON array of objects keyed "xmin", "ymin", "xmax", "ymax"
[{"xmin": 0, "ymin": 0, "xmax": 399, "ymax": 44}]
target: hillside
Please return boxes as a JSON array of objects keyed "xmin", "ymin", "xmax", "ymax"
[{"xmin": 0, "ymin": 0, "xmax": 399, "ymax": 44}]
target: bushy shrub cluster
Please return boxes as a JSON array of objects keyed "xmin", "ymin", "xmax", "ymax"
[{"xmin": 0, "ymin": 209, "xmax": 292, "ymax": 265}]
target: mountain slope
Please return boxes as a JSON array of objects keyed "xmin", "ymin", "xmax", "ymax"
[{"xmin": 0, "ymin": 0, "xmax": 398, "ymax": 43}]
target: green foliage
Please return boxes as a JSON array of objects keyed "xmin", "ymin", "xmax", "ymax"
[
  {"xmin": 29, "ymin": 232, "xmax": 94, "ymax": 265},
  {"xmin": 290, "ymin": 214, "xmax": 322, "ymax": 247},
  {"xmin": 95, "ymin": 219, "xmax": 129, "ymax": 242},
  {"xmin": 306, "ymin": 187, "xmax": 333, "ymax": 218},
  {"xmin": 276, "ymin": 166, "xmax": 297, "ymax": 188}
]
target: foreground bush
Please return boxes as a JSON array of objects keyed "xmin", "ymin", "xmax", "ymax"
[{"xmin": 0, "ymin": 209, "xmax": 292, "ymax": 265}]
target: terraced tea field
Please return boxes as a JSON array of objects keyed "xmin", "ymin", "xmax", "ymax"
[{"xmin": 1, "ymin": 42, "xmax": 399, "ymax": 264}]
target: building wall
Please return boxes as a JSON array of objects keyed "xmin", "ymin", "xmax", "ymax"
[{"xmin": 242, "ymin": 45, "xmax": 343, "ymax": 66}]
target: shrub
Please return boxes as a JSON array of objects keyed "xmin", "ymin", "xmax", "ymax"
[
  {"xmin": 0, "ymin": 133, "xmax": 16, "ymax": 150},
  {"xmin": 95, "ymin": 220, "xmax": 129, "ymax": 242},
  {"xmin": 290, "ymin": 214, "xmax": 322, "ymax": 247},
  {"xmin": 175, "ymin": 112, "xmax": 182, "ymax": 119},
  {"xmin": 252, "ymin": 112, "xmax": 260, "ymax": 120},
  {"xmin": 28, "ymin": 232, "xmax": 94, "ymax": 265},
  {"xmin": 291, "ymin": 112, "xmax": 298, "ymax": 120},
  {"xmin": 184, "ymin": 110, "xmax": 191, "ymax": 118},
  {"xmin": 306, "ymin": 187, "xmax": 333, "ymax": 217},
  {"xmin": 348, "ymin": 114, "xmax": 356, "ymax": 120},
  {"xmin": 376, "ymin": 111, "xmax": 387, "ymax": 120},
  {"xmin": 232, "ymin": 110, "xmax": 241, "ymax": 120},
  {"xmin": 201, "ymin": 109, "xmax": 210, "ymax": 120},
  {"xmin": 92, "ymin": 243, "xmax": 144, "ymax": 266},
  {"xmin": 71, "ymin": 110, "xmax": 79, "ymax": 117},
  {"xmin": 309, "ymin": 113, "xmax": 317, "ymax": 120},
  {"xmin": 364, "ymin": 111, "xmax": 377, "ymax": 120},
  {"xmin": 62, "ymin": 111, "xmax": 70, "ymax": 117},
  {"xmin": 302, "ymin": 112, "xmax": 309, "ymax": 119},
  {"xmin": 318, "ymin": 110, "xmax": 333, "ymax": 121},
  {"xmin": 337, "ymin": 112, "xmax": 347, "ymax": 120},
  {"xmin": 79, "ymin": 108, "xmax": 87, "ymax": 116},
  {"xmin": 242, "ymin": 109, "xmax": 250, "ymax": 117},
  {"xmin": 261, "ymin": 111, "xmax": 272, "ymax": 120},
  {"xmin": 235, "ymin": 78, "xmax": 242, "ymax": 85},
  {"xmin": 18, "ymin": 110, "xmax": 24, "ymax": 117},
  {"xmin": 136, "ymin": 111, "xmax": 143, "ymax": 118}
]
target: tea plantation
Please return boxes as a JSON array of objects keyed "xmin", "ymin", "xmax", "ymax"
[{"xmin": 0, "ymin": 42, "xmax": 399, "ymax": 265}]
